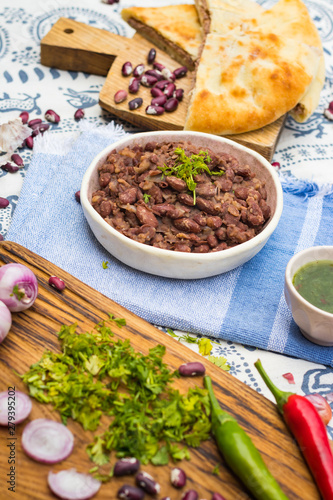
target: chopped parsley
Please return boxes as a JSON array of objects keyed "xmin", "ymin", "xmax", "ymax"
[
  {"xmin": 143, "ymin": 193, "xmax": 151, "ymax": 203},
  {"xmin": 102, "ymin": 261, "xmax": 109, "ymax": 269},
  {"xmin": 158, "ymin": 147, "xmax": 224, "ymax": 204},
  {"xmin": 20, "ymin": 318, "xmax": 211, "ymax": 470}
]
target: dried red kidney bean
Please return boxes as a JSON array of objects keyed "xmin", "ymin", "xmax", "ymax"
[
  {"xmin": 141, "ymin": 75, "xmax": 158, "ymax": 87},
  {"xmin": 25, "ymin": 136, "xmax": 33, "ymax": 149},
  {"xmin": 75, "ymin": 191, "xmax": 81, "ymax": 203},
  {"xmin": 11, "ymin": 154, "xmax": 24, "ymax": 166},
  {"xmin": 136, "ymin": 471, "xmax": 160, "ymax": 495},
  {"xmin": 31, "ymin": 123, "xmax": 50, "ymax": 137},
  {"xmin": 181, "ymin": 491, "xmax": 198, "ymax": 500},
  {"xmin": 114, "ymin": 90, "xmax": 128, "ymax": 104},
  {"xmin": 146, "ymin": 105, "xmax": 164, "ymax": 115},
  {"xmin": 153, "ymin": 62, "xmax": 165, "ymax": 72},
  {"xmin": 154, "ymin": 80, "xmax": 169, "ymax": 91},
  {"xmin": 151, "ymin": 87, "xmax": 164, "ymax": 98},
  {"xmin": 129, "ymin": 77, "xmax": 141, "ymax": 94},
  {"xmin": 147, "ymin": 48, "xmax": 156, "ymax": 64},
  {"xmin": 122, "ymin": 61, "xmax": 133, "ymax": 76},
  {"xmin": 178, "ymin": 362, "xmax": 206, "ymax": 376},
  {"xmin": 133, "ymin": 64, "xmax": 145, "ymax": 77},
  {"xmin": 114, "ymin": 458, "xmax": 140, "ymax": 476},
  {"xmin": 151, "ymin": 95, "xmax": 167, "ymax": 106},
  {"xmin": 174, "ymin": 88, "xmax": 184, "ymax": 101},
  {"xmin": 19, "ymin": 111, "xmax": 29, "ymax": 124},
  {"xmin": 212, "ymin": 494, "xmax": 226, "ymax": 500},
  {"xmin": 45, "ymin": 109, "xmax": 60, "ymax": 123},
  {"xmin": 128, "ymin": 98, "xmax": 143, "ymax": 110},
  {"xmin": 145, "ymin": 69, "xmax": 162, "ymax": 80},
  {"xmin": 173, "ymin": 66, "xmax": 188, "ymax": 79},
  {"xmin": 117, "ymin": 485, "xmax": 144, "ymax": 500},
  {"xmin": 164, "ymin": 98, "xmax": 179, "ymax": 112},
  {"xmin": 0, "ymin": 234, "xmax": 4, "ymax": 241},
  {"xmin": 164, "ymin": 83, "xmax": 176, "ymax": 98},
  {"xmin": 1, "ymin": 163, "xmax": 19, "ymax": 173},
  {"xmin": 28, "ymin": 118, "xmax": 42, "ymax": 128},
  {"xmin": 48, "ymin": 276, "xmax": 66, "ymax": 291},
  {"xmin": 0, "ymin": 198, "xmax": 9, "ymax": 209},
  {"xmin": 170, "ymin": 467, "xmax": 187, "ymax": 488},
  {"xmin": 162, "ymin": 67, "xmax": 175, "ymax": 81},
  {"xmin": 74, "ymin": 108, "xmax": 85, "ymax": 120}
]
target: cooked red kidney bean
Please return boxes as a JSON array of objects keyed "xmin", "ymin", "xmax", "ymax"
[
  {"xmin": 122, "ymin": 62, "xmax": 133, "ymax": 76},
  {"xmin": 178, "ymin": 362, "xmax": 206, "ymax": 376},
  {"xmin": 117, "ymin": 485, "xmax": 145, "ymax": 500},
  {"xmin": 173, "ymin": 66, "xmax": 188, "ymax": 78},
  {"xmin": 114, "ymin": 458, "xmax": 140, "ymax": 476},
  {"xmin": 128, "ymin": 98, "xmax": 143, "ymax": 110},
  {"xmin": 164, "ymin": 98, "xmax": 178, "ymax": 112},
  {"xmin": 147, "ymin": 48, "xmax": 156, "ymax": 64},
  {"xmin": 129, "ymin": 77, "xmax": 141, "ymax": 94},
  {"xmin": 136, "ymin": 205, "xmax": 158, "ymax": 227},
  {"xmin": 133, "ymin": 64, "xmax": 145, "ymax": 77},
  {"xmin": 146, "ymin": 105, "xmax": 165, "ymax": 116},
  {"xmin": 135, "ymin": 471, "xmax": 160, "ymax": 495},
  {"xmin": 181, "ymin": 490, "xmax": 198, "ymax": 500},
  {"xmin": 170, "ymin": 467, "xmax": 187, "ymax": 488}
]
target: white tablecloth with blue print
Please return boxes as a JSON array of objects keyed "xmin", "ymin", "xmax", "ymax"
[{"xmin": 0, "ymin": 0, "xmax": 332, "ymax": 439}]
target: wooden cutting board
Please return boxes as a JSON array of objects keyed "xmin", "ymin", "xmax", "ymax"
[
  {"xmin": 40, "ymin": 17, "xmax": 285, "ymax": 162},
  {"xmin": 0, "ymin": 241, "xmax": 319, "ymax": 500}
]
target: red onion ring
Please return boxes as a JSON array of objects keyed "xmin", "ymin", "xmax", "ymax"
[
  {"xmin": 0, "ymin": 263, "xmax": 38, "ymax": 312},
  {"xmin": 0, "ymin": 390, "xmax": 32, "ymax": 425},
  {"xmin": 48, "ymin": 469, "xmax": 101, "ymax": 500},
  {"xmin": 21, "ymin": 418, "xmax": 74, "ymax": 463}
]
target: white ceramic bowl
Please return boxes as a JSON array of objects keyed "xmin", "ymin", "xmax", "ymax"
[
  {"xmin": 81, "ymin": 131, "xmax": 283, "ymax": 279},
  {"xmin": 284, "ymin": 246, "xmax": 333, "ymax": 346}
]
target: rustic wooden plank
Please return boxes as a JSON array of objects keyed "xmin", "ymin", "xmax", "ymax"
[{"xmin": 0, "ymin": 241, "xmax": 319, "ymax": 500}]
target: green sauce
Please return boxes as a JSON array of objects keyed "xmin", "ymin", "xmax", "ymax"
[{"xmin": 292, "ymin": 260, "xmax": 333, "ymax": 314}]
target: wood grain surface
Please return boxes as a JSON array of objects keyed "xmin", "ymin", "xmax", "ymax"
[
  {"xmin": 0, "ymin": 241, "xmax": 319, "ymax": 500},
  {"xmin": 40, "ymin": 18, "xmax": 284, "ymax": 162}
]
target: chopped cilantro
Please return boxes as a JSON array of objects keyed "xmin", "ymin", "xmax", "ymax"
[
  {"xmin": 158, "ymin": 147, "xmax": 224, "ymax": 204},
  {"xmin": 108, "ymin": 313, "xmax": 126, "ymax": 328},
  {"xmin": 10, "ymin": 285, "xmax": 25, "ymax": 301},
  {"xmin": 212, "ymin": 463, "xmax": 220, "ymax": 475},
  {"xmin": 198, "ymin": 338, "xmax": 213, "ymax": 356},
  {"xmin": 143, "ymin": 193, "xmax": 151, "ymax": 203},
  {"xmin": 102, "ymin": 261, "xmax": 109, "ymax": 269},
  {"xmin": 207, "ymin": 355, "xmax": 230, "ymax": 371}
]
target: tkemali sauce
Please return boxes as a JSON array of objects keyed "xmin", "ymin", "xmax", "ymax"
[{"xmin": 292, "ymin": 260, "xmax": 333, "ymax": 314}]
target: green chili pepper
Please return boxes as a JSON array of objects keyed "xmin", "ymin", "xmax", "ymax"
[{"xmin": 204, "ymin": 376, "xmax": 289, "ymax": 500}]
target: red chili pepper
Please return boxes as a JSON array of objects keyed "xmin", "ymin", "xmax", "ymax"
[{"xmin": 255, "ymin": 359, "xmax": 333, "ymax": 500}]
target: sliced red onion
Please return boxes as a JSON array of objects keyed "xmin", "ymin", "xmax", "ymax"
[
  {"xmin": 0, "ymin": 263, "xmax": 38, "ymax": 312},
  {"xmin": 282, "ymin": 372, "xmax": 295, "ymax": 384},
  {"xmin": 305, "ymin": 393, "xmax": 332, "ymax": 426},
  {"xmin": 0, "ymin": 300, "xmax": 12, "ymax": 343},
  {"xmin": 22, "ymin": 418, "xmax": 74, "ymax": 463},
  {"xmin": 0, "ymin": 390, "xmax": 32, "ymax": 425},
  {"xmin": 48, "ymin": 469, "xmax": 101, "ymax": 500}
]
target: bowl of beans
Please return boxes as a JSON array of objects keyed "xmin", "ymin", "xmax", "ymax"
[
  {"xmin": 284, "ymin": 246, "xmax": 333, "ymax": 345},
  {"xmin": 81, "ymin": 131, "xmax": 283, "ymax": 279}
]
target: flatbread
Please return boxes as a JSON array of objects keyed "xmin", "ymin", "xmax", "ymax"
[
  {"xmin": 121, "ymin": 5, "xmax": 202, "ymax": 70},
  {"xmin": 184, "ymin": 30, "xmax": 321, "ymax": 134}
]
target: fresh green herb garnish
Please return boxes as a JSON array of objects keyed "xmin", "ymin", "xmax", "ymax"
[
  {"xmin": 143, "ymin": 193, "xmax": 151, "ymax": 203},
  {"xmin": 10, "ymin": 285, "xmax": 25, "ymax": 301},
  {"xmin": 212, "ymin": 463, "xmax": 220, "ymax": 475},
  {"xmin": 20, "ymin": 318, "xmax": 211, "ymax": 470},
  {"xmin": 102, "ymin": 261, "xmax": 109, "ymax": 269},
  {"xmin": 158, "ymin": 147, "xmax": 224, "ymax": 204},
  {"xmin": 207, "ymin": 355, "xmax": 230, "ymax": 371},
  {"xmin": 198, "ymin": 338, "xmax": 213, "ymax": 356}
]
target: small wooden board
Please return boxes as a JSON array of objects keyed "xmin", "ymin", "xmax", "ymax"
[
  {"xmin": 0, "ymin": 241, "xmax": 319, "ymax": 500},
  {"xmin": 41, "ymin": 18, "xmax": 285, "ymax": 161}
]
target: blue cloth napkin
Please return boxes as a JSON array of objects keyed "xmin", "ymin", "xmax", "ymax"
[{"xmin": 6, "ymin": 126, "xmax": 333, "ymax": 367}]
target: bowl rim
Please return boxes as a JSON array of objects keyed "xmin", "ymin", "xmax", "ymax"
[
  {"xmin": 81, "ymin": 130, "xmax": 284, "ymax": 263},
  {"xmin": 285, "ymin": 245, "xmax": 333, "ymax": 318}
]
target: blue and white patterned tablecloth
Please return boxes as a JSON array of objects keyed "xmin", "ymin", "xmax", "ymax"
[{"xmin": 0, "ymin": 0, "xmax": 332, "ymax": 438}]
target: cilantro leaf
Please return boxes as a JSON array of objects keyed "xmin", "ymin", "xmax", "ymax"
[
  {"xmin": 198, "ymin": 338, "xmax": 213, "ymax": 356},
  {"xmin": 207, "ymin": 355, "xmax": 230, "ymax": 371}
]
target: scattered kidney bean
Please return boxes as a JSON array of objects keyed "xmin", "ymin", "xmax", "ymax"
[
  {"xmin": 28, "ymin": 118, "xmax": 42, "ymax": 128},
  {"xmin": 164, "ymin": 98, "xmax": 179, "ymax": 112},
  {"xmin": 147, "ymin": 48, "xmax": 156, "ymax": 64},
  {"xmin": 135, "ymin": 471, "xmax": 160, "ymax": 495},
  {"xmin": 1, "ymin": 163, "xmax": 19, "ymax": 173},
  {"xmin": 114, "ymin": 458, "xmax": 140, "ymax": 476},
  {"xmin": 153, "ymin": 62, "xmax": 165, "ymax": 72},
  {"xmin": 151, "ymin": 95, "xmax": 167, "ymax": 107},
  {"xmin": 128, "ymin": 98, "xmax": 143, "ymax": 110},
  {"xmin": 0, "ymin": 234, "xmax": 4, "ymax": 241},
  {"xmin": 170, "ymin": 467, "xmax": 187, "ymax": 488},
  {"xmin": 19, "ymin": 111, "xmax": 29, "ymax": 124},
  {"xmin": 11, "ymin": 154, "xmax": 24, "ymax": 166},
  {"xmin": 151, "ymin": 87, "xmax": 164, "ymax": 98},
  {"xmin": 74, "ymin": 108, "xmax": 85, "ymax": 120},
  {"xmin": 146, "ymin": 105, "xmax": 165, "ymax": 116},
  {"xmin": 122, "ymin": 62, "xmax": 133, "ymax": 77},
  {"xmin": 178, "ymin": 362, "xmax": 206, "ymax": 377},
  {"xmin": 212, "ymin": 493, "xmax": 226, "ymax": 500},
  {"xmin": 154, "ymin": 80, "xmax": 169, "ymax": 91},
  {"xmin": 145, "ymin": 69, "xmax": 163, "ymax": 81},
  {"xmin": 140, "ymin": 75, "xmax": 158, "ymax": 87},
  {"xmin": 114, "ymin": 90, "xmax": 128, "ymax": 104},
  {"xmin": 174, "ymin": 88, "xmax": 184, "ymax": 101},
  {"xmin": 75, "ymin": 190, "xmax": 81, "ymax": 203},
  {"xmin": 173, "ymin": 66, "xmax": 188, "ymax": 79},
  {"xmin": 164, "ymin": 83, "xmax": 176, "ymax": 99},
  {"xmin": 0, "ymin": 198, "xmax": 9, "ymax": 209},
  {"xmin": 25, "ymin": 136, "xmax": 33, "ymax": 149},
  {"xmin": 133, "ymin": 64, "xmax": 145, "ymax": 77},
  {"xmin": 162, "ymin": 67, "xmax": 175, "ymax": 82},
  {"xmin": 48, "ymin": 276, "xmax": 66, "ymax": 291},
  {"xmin": 181, "ymin": 491, "xmax": 198, "ymax": 500},
  {"xmin": 129, "ymin": 77, "xmax": 141, "ymax": 94},
  {"xmin": 117, "ymin": 485, "xmax": 145, "ymax": 500},
  {"xmin": 31, "ymin": 123, "xmax": 50, "ymax": 136},
  {"xmin": 45, "ymin": 109, "xmax": 60, "ymax": 123}
]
